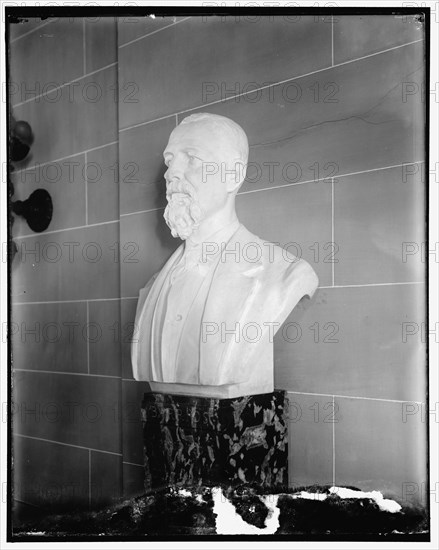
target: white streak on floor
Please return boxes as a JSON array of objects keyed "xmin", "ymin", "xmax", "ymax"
[
  {"xmin": 182, "ymin": 485, "xmax": 402, "ymax": 535},
  {"xmin": 287, "ymin": 486, "xmax": 401, "ymax": 513},
  {"xmin": 291, "ymin": 490, "xmax": 328, "ymax": 501},
  {"xmin": 212, "ymin": 487, "xmax": 280, "ymax": 535},
  {"xmin": 328, "ymin": 486, "xmax": 402, "ymax": 513},
  {"xmin": 287, "ymin": 487, "xmax": 401, "ymax": 513}
]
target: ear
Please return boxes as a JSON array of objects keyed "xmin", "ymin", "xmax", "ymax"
[{"xmin": 225, "ymin": 160, "xmax": 246, "ymax": 193}]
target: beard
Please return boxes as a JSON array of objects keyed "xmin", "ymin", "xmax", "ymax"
[{"xmin": 163, "ymin": 181, "xmax": 204, "ymax": 240}]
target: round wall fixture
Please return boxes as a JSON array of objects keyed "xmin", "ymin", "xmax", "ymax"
[
  {"xmin": 9, "ymin": 119, "xmax": 33, "ymax": 162},
  {"xmin": 12, "ymin": 189, "xmax": 53, "ymax": 233}
]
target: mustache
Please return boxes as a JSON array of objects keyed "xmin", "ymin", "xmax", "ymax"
[{"xmin": 165, "ymin": 180, "xmax": 197, "ymax": 200}]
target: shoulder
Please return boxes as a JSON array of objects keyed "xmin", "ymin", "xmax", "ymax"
[
  {"xmin": 265, "ymin": 250, "xmax": 319, "ymax": 298},
  {"xmin": 223, "ymin": 224, "xmax": 319, "ymax": 297},
  {"xmin": 236, "ymin": 226, "xmax": 319, "ymax": 298}
]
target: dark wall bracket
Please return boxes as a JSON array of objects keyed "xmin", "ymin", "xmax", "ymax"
[
  {"xmin": 9, "ymin": 118, "xmax": 54, "ymax": 234},
  {"xmin": 12, "ymin": 189, "xmax": 53, "ymax": 233}
]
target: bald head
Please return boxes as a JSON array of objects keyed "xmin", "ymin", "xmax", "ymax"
[{"xmin": 179, "ymin": 113, "xmax": 249, "ymax": 168}]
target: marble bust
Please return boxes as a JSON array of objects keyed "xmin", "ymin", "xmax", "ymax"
[{"xmin": 131, "ymin": 113, "xmax": 318, "ymax": 398}]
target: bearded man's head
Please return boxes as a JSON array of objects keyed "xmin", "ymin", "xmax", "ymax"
[{"xmin": 162, "ymin": 113, "xmax": 249, "ymax": 240}]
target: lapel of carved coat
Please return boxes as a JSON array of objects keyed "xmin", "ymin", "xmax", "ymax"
[
  {"xmin": 199, "ymin": 225, "xmax": 264, "ymax": 385},
  {"xmin": 132, "ymin": 245, "xmax": 184, "ymax": 380}
]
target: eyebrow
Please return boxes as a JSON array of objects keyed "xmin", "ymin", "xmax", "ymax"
[
  {"xmin": 163, "ymin": 147, "xmax": 205, "ymax": 159},
  {"xmin": 185, "ymin": 147, "xmax": 204, "ymax": 157}
]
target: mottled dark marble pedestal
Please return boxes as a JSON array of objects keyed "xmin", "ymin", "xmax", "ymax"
[{"xmin": 141, "ymin": 390, "xmax": 288, "ymax": 492}]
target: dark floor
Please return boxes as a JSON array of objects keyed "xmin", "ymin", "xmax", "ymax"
[{"xmin": 11, "ymin": 484, "xmax": 429, "ymax": 540}]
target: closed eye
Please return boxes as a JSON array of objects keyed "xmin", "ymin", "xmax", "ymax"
[
  {"xmin": 188, "ymin": 153, "xmax": 203, "ymax": 163},
  {"xmin": 185, "ymin": 148, "xmax": 204, "ymax": 160}
]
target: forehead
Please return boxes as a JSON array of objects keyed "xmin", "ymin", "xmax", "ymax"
[{"xmin": 164, "ymin": 121, "xmax": 229, "ymax": 157}]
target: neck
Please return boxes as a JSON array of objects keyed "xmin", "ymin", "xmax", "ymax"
[{"xmin": 186, "ymin": 199, "xmax": 239, "ymax": 246}]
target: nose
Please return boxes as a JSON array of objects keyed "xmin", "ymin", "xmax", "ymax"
[
  {"xmin": 164, "ymin": 161, "xmax": 184, "ymax": 187},
  {"xmin": 165, "ymin": 168, "xmax": 179, "ymax": 185},
  {"xmin": 165, "ymin": 172, "xmax": 181, "ymax": 197}
]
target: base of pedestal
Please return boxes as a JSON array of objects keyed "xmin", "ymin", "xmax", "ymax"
[
  {"xmin": 148, "ymin": 380, "xmax": 274, "ymax": 399},
  {"xmin": 141, "ymin": 390, "xmax": 288, "ymax": 492}
]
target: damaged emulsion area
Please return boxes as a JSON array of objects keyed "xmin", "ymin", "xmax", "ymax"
[{"xmin": 13, "ymin": 484, "xmax": 428, "ymax": 538}]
